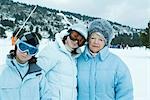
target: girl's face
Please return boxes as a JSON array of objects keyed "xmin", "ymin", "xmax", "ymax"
[
  {"xmin": 66, "ymin": 31, "xmax": 86, "ymax": 49},
  {"xmin": 16, "ymin": 48, "xmax": 32, "ymax": 64},
  {"xmin": 88, "ymin": 33, "xmax": 106, "ymax": 53},
  {"xmin": 15, "ymin": 40, "xmax": 38, "ymax": 64},
  {"xmin": 66, "ymin": 36, "xmax": 79, "ymax": 49}
]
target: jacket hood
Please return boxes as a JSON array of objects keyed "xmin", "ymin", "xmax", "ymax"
[{"xmin": 68, "ymin": 23, "xmax": 88, "ymax": 40}]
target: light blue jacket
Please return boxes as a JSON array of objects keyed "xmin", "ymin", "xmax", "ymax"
[
  {"xmin": 0, "ymin": 56, "xmax": 51, "ymax": 100},
  {"xmin": 77, "ymin": 46, "xmax": 133, "ymax": 100},
  {"xmin": 37, "ymin": 30, "xmax": 82, "ymax": 100}
]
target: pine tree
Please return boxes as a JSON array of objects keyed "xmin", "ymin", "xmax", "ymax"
[
  {"xmin": 140, "ymin": 21, "xmax": 150, "ymax": 48},
  {"xmin": 148, "ymin": 21, "xmax": 150, "ymax": 48}
]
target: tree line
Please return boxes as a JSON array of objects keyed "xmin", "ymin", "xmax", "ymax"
[{"xmin": 111, "ymin": 22, "xmax": 150, "ymax": 49}]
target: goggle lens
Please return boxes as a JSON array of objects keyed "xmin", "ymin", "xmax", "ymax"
[{"xmin": 17, "ymin": 40, "xmax": 38, "ymax": 56}]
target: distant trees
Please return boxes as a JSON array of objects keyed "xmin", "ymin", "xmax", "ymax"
[
  {"xmin": 0, "ymin": 26, "xmax": 6, "ymax": 38},
  {"xmin": 0, "ymin": 0, "xmax": 149, "ymax": 47},
  {"xmin": 13, "ymin": 11, "xmax": 27, "ymax": 21},
  {"xmin": 111, "ymin": 32, "xmax": 143, "ymax": 48},
  {"xmin": 34, "ymin": 26, "xmax": 42, "ymax": 40},
  {"xmin": 29, "ymin": 25, "xmax": 33, "ymax": 32},
  {"xmin": 0, "ymin": 0, "xmax": 12, "ymax": 5},
  {"xmin": 140, "ymin": 21, "xmax": 150, "ymax": 48},
  {"xmin": 132, "ymin": 33, "xmax": 142, "ymax": 47},
  {"xmin": 0, "ymin": 19, "xmax": 15, "ymax": 28},
  {"xmin": 48, "ymin": 29, "xmax": 54, "ymax": 40},
  {"xmin": 111, "ymin": 33, "xmax": 131, "ymax": 48},
  {"xmin": 111, "ymin": 21, "xmax": 150, "ymax": 49}
]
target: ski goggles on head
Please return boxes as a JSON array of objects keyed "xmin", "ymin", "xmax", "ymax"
[
  {"xmin": 69, "ymin": 31, "xmax": 86, "ymax": 47},
  {"xmin": 16, "ymin": 40, "xmax": 38, "ymax": 56}
]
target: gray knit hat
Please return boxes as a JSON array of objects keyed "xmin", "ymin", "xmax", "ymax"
[{"xmin": 88, "ymin": 19, "xmax": 114, "ymax": 45}]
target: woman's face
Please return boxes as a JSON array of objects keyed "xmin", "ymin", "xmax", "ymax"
[
  {"xmin": 88, "ymin": 33, "xmax": 106, "ymax": 53},
  {"xmin": 15, "ymin": 40, "xmax": 38, "ymax": 64},
  {"xmin": 16, "ymin": 48, "xmax": 32, "ymax": 64},
  {"xmin": 66, "ymin": 31, "xmax": 85, "ymax": 49}
]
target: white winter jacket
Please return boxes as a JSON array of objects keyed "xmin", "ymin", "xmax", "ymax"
[{"xmin": 37, "ymin": 30, "xmax": 82, "ymax": 100}]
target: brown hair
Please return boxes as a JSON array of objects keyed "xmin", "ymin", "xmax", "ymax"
[{"xmin": 8, "ymin": 46, "xmax": 37, "ymax": 64}]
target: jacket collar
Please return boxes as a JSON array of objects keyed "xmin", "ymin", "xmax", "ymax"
[
  {"xmin": 6, "ymin": 55, "xmax": 42, "ymax": 75},
  {"xmin": 27, "ymin": 63, "xmax": 42, "ymax": 74},
  {"xmin": 83, "ymin": 45, "xmax": 110, "ymax": 61}
]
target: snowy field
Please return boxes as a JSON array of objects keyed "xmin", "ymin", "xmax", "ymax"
[{"xmin": 0, "ymin": 38, "xmax": 150, "ymax": 100}]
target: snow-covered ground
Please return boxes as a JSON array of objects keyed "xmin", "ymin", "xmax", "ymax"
[{"xmin": 0, "ymin": 38, "xmax": 150, "ymax": 100}]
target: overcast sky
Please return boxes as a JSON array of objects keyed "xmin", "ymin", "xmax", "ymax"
[{"xmin": 13, "ymin": 0, "xmax": 150, "ymax": 28}]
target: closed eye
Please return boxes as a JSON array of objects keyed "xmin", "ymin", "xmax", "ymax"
[
  {"xmin": 99, "ymin": 39, "xmax": 104, "ymax": 41},
  {"xmin": 91, "ymin": 37, "xmax": 95, "ymax": 39}
]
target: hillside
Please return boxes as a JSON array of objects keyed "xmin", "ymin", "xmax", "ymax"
[{"xmin": 0, "ymin": 0, "xmax": 146, "ymax": 48}]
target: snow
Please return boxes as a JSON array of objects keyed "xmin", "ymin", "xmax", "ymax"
[
  {"xmin": 0, "ymin": 38, "xmax": 150, "ymax": 100},
  {"xmin": 0, "ymin": 38, "xmax": 14, "ymax": 64},
  {"xmin": 57, "ymin": 13, "xmax": 72, "ymax": 26}
]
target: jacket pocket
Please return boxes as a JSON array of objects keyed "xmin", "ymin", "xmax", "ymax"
[
  {"xmin": 0, "ymin": 84, "xmax": 20, "ymax": 100},
  {"xmin": 0, "ymin": 82, "xmax": 19, "ymax": 100}
]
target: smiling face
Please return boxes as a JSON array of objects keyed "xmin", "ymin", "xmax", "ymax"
[
  {"xmin": 65, "ymin": 31, "xmax": 86, "ymax": 49},
  {"xmin": 69, "ymin": 31, "xmax": 86, "ymax": 47},
  {"xmin": 16, "ymin": 48, "xmax": 32, "ymax": 64},
  {"xmin": 88, "ymin": 32, "xmax": 106, "ymax": 53}
]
